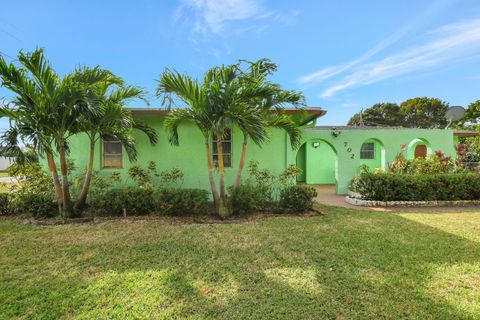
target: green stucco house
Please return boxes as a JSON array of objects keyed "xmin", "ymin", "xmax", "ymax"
[{"xmin": 66, "ymin": 107, "xmax": 476, "ymax": 195}]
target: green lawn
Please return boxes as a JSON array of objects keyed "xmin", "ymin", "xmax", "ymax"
[{"xmin": 1, "ymin": 207, "xmax": 479, "ymax": 319}]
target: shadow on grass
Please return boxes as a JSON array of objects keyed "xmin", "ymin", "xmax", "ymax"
[{"xmin": 0, "ymin": 207, "xmax": 479, "ymax": 319}]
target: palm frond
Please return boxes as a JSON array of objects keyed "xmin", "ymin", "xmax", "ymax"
[
  {"xmin": 133, "ymin": 119, "xmax": 158, "ymax": 145},
  {"xmin": 268, "ymin": 114, "xmax": 302, "ymax": 149}
]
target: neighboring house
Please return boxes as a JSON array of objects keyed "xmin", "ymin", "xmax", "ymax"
[
  {"xmin": 64, "ymin": 108, "xmax": 477, "ymax": 195},
  {"xmin": 0, "ymin": 147, "xmax": 15, "ymax": 171}
]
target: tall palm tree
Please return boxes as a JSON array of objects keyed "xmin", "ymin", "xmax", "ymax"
[
  {"xmin": 157, "ymin": 59, "xmax": 306, "ymax": 217},
  {"xmin": 74, "ymin": 80, "xmax": 158, "ymax": 210},
  {"xmin": 230, "ymin": 59, "xmax": 305, "ymax": 188},
  {"xmin": 0, "ymin": 49, "xmax": 115, "ymax": 217},
  {"xmin": 158, "ymin": 70, "xmax": 229, "ymax": 215}
]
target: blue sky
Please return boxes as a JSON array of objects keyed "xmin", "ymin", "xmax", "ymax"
[{"xmin": 2, "ymin": 0, "xmax": 480, "ymax": 127}]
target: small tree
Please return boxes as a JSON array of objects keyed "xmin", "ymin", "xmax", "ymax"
[{"xmin": 73, "ymin": 78, "xmax": 158, "ymax": 210}]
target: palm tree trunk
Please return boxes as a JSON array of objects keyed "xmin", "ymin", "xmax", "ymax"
[
  {"xmin": 75, "ymin": 140, "xmax": 95, "ymax": 210},
  {"xmin": 46, "ymin": 151, "xmax": 63, "ymax": 211},
  {"xmin": 58, "ymin": 141, "xmax": 75, "ymax": 217},
  {"xmin": 205, "ymin": 142, "xmax": 220, "ymax": 211},
  {"xmin": 234, "ymin": 135, "xmax": 248, "ymax": 189},
  {"xmin": 216, "ymin": 140, "xmax": 229, "ymax": 217}
]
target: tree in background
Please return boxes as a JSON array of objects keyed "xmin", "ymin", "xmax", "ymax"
[
  {"xmin": 399, "ymin": 97, "xmax": 449, "ymax": 128},
  {"xmin": 461, "ymin": 100, "xmax": 480, "ymax": 130},
  {"xmin": 347, "ymin": 97, "xmax": 450, "ymax": 128},
  {"xmin": 348, "ymin": 103, "xmax": 402, "ymax": 127}
]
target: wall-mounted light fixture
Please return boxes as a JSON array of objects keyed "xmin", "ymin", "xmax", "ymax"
[
  {"xmin": 312, "ymin": 141, "xmax": 320, "ymax": 148},
  {"xmin": 330, "ymin": 127, "xmax": 341, "ymax": 138}
]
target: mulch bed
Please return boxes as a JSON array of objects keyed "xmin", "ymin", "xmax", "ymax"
[{"xmin": 15, "ymin": 208, "xmax": 323, "ymax": 226}]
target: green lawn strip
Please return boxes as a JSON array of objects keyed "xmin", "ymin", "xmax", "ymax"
[{"xmin": 0, "ymin": 207, "xmax": 479, "ymax": 319}]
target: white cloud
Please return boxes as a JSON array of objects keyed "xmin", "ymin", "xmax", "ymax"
[
  {"xmin": 174, "ymin": 0, "xmax": 299, "ymax": 38},
  {"xmin": 298, "ymin": 0, "xmax": 457, "ymax": 86},
  {"xmin": 314, "ymin": 19, "xmax": 480, "ymax": 98},
  {"xmin": 298, "ymin": 29, "xmax": 408, "ymax": 85},
  {"xmin": 175, "ymin": 0, "xmax": 265, "ymax": 35}
]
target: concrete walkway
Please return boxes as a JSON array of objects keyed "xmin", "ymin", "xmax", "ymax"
[
  {"xmin": 0, "ymin": 176, "xmax": 16, "ymax": 183},
  {"xmin": 313, "ymin": 185, "xmax": 480, "ymax": 212}
]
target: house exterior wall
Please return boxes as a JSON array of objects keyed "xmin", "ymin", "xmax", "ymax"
[
  {"xmin": 63, "ymin": 114, "xmax": 458, "ymax": 196},
  {"xmin": 299, "ymin": 128, "xmax": 457, "ymax": 194},
  {"xmin": 66, "ymin": 115, "xmax": 291, "ymax": 191}
]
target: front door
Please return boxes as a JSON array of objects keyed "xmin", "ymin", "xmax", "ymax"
[
  {"xmin": 414, "ymin": 144, "xmax": 427, "ymax": 158},
  {"xmin": 306, "ymin": 140, "xmax": 336, "ymax": 184}
]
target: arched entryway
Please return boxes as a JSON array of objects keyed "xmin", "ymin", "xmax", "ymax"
[
  {"xmin": 296, "ymin": 139, "xmax": 337, "ymax": 185},
  {"xmin": 359, "ymin": 138, "xmax": 386, "ymax": 171},
  {"xmin": 407, "ymin": 138, "xmax": 432, "ymax": 159}
]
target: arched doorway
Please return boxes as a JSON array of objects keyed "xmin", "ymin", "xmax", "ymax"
[
  {"xmin": 407, "ymin": 138, "xmax": 431, "ymax": 159},
  {"xmin": 296, "ymin": 139, "xmax": 337, "ymax": 185},
  {"xmin": 359, "ymin": 138, "xmax": 386, "ymax": 171}
]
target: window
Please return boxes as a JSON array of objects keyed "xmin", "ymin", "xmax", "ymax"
[
  {"xmin": 102, "ymin": 138, "xmax": 123, "ymax": 168},
  {"xmin": 212, "ymin": 129, "xmax": 232, "ymax": 167},
  {"xmin": 360, "ymin": 142, "xmax": 375, "ymax": 159}
]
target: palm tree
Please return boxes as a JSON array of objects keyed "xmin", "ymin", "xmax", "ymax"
[
  {"xmin": 74, "ymin": 80, "xmax": 158, "ymax": 210},
  {"xmin": 157, "ymin": 59, "xmax": 306, "ymax": 217},
  {"xmin": 158, "ymin": 70, "xmax": 228, "ymax": 215},
  {"xmin": 230, "ymin": 59, "xmax": 305, "ymax": 188},
  {"xmin": 0, "ymin": 49, "xmax": 115, "ymax": 217}
]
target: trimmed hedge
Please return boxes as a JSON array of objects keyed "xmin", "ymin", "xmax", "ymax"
[
  {"xmin": 156, "ymin": 188, "xmax": 209, "ymax": 216},
  {"xmin": 229, "ymin": 183, "xmax": 273, "ymax": 214},
  {"xmin": 88, "ymin": 187, "xmax": 209, "ymax": 216},
  {"xmin": 351, "ymin": 172, "xmax": 480, "ymax": 201},
  {"xmin": 278, "ymin": 185, "xmax": 317, "ymax": 213}
]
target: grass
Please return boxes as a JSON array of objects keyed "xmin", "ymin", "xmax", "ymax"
[
  {"xmin": 0, "ymin": 171, "xmax": 9, "ymax": 178},
  {"xmin": 0, "ymin": 206, "xmax": 479, "ymax": 319}
]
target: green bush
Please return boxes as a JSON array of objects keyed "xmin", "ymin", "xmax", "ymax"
[
  {"xmin": 87, "ymin": 188, "xmax": 122, "ymax": 215},
  {"xmin": 89, "ymin": 187, "xmax": 156, "ymax": 216},
  {"xmin": 229, "ymin": 183, "xmax": 273, "ymax": 214},
  {"xmin": 124, "ymin": 186, "xmax": 156, "ymax": 215},
  {"xmin": 7, "ymin": 162, "xmax": 58, "ymax": 218},
  {"xmin": 10, "ymin": 191, "xmax": 58, "ymax": 218},
  {"xmin": 351, "ymin": 172, "xmax": 480, "ymax": 201},
  {"xmin": 278, "ymin": 185, "xmax": 317, "ymax": 213},
  {"xmin": 156, "ymin": 188, "xmax": 209, "ymax": 216},
  {"xmin": 0, "ymin": 193, "xmax": 9, "ymax": 215}
]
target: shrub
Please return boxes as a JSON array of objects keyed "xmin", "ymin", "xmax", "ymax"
[
  {"xmin": 351, "ymin": 172, "xmax": 480, "ymax": 201},
  {"xmin": 7, "ymin": 162, "xmax": 58, "ymax": 218},
  {"xmin": 156, "ymin": 188, "xmax": 209, "ymax": 216},
  {"xmin": 229, "ymin": 162, "xmax": 306, "ymax": 214},
  {"xmin": 278, "ymin": 185, "xmax": 317, "ymax": 213},
  {"xmin": 0, "ymin": 193, "xmax": 9, "ymax": 215},
  {"xmin": 12, "ymin": 192, "xmax": 58, "ymax": 218},
  {"xmin": 89, "ymin": 187, "xmax": 156, "ymax": 216},
  {"xmin": 88, "ymin": 188, "xmax": 124, "ymax": 215},
  {"xmin": 229, "ymin": 182, "xmax": 274, "ymax": 214},
  {"xmin": 124, "ymin": 186, "xmax": 156, "ymax": 215}
]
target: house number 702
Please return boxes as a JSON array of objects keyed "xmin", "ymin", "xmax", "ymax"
[{"xmin": 344, "ymin": 142, "xmax": 355, "ymax": 159}]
